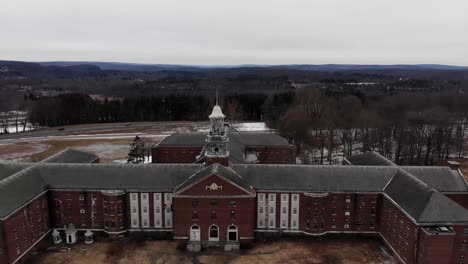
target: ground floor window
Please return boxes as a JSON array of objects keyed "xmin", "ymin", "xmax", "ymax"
[
  {"xmin": 228, "ymin": 225, "xmax": 238, "ymax": 241},
  {"xmin": 209, "ymin": 225, "xmax": 219, "ymax": 241}
]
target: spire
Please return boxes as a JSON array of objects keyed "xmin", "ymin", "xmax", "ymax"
[{"xmin": 216, "ymin": 88, "xmax": 219, "ymax": 105}]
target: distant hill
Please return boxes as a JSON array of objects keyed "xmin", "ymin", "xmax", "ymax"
[{"xmin": 39, "ymin": 61, "xmax": 468, "ymax": 72}]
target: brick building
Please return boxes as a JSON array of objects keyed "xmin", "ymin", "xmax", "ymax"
[{"xmin": 1, "ymin": 105, "xmax": 468, "ymax": 264}]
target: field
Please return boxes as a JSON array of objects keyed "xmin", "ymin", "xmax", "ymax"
[
  {"xmin": 28, "ymin": 237, "xmax": 396, "ymax": 264},
  {"xmin": 0, "ymin": 122, "xmax": 269, "ymax": 163}
]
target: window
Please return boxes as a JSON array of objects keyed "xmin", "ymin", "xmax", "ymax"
[
  {"xmin": 131, "ymin": 194, "xmax": 137, "ymax": 201},
  {"xmin": 293, "ymin": 208, "xmax": 298, "ymax": 215},
  {"xmin": 192, "ymin": 211, "xmax": 198, "ymax": 220},
  {"xmin": 154, "ymin": 193, "xmax": 161, "ymax": 201},
  {"xmin": 293, "ymin": 194, "xmax": 298, "ymax": 202},
  {"xmin": 80, "ymin": 209, "xmax": 85, "ymax": 214},
  {"xmin": 143, "ymin": 207, "xmax": 148, "ymax": 214},
  {"xmin": 211, "ymin": 211, "xmax": 217, "ymax": 219},
  {"xmin": 269, "ymin": 207, "xmax": 274, "ymax": 214},
  {"xmin": 132, "ymin": 208, "xmax": 137, "ymax": 214},
  {"xmin": 282, "ymin": 207, "xmax": 287, "ymax": 214},
  {"xmin": 229, "ymin": 200, "xmax": 236, "ymax": 207},
  {"xmin": 155, "ymin": 207, "xmax": 160, "ymax": 214},
  {"xmin": 292, "ymin": 221, "xmax": 297, "ymax": 228},
  {"xmin": 143, "ymin": 220, "xmax": 148, "ymax": 227},
  {"xmin": 269, "ymin": 194, "xmax": 275, "ymax": 202},
  {"xmin": 259, "ymin": 207, "xmax": 263, "ymax": 214},
  {"xmin": 79, "ymin": 194, "xmax": 84, "ymax": 201},
  {"xmin": 192, "ymin": 199, "xmax": 198, "ymax": 207},
  {"xmin": 142, "ymin": 193, "xmax": 148, "ymax": 200},
  {"xmin": 282, "ymin": 195, "xmax": 287, "ymax": 202},
  {"xmin": 230, "ymin": 210, "xmax": 236, "ymax": 219},
  {"xmin": 259, "ymin": 194, "xmax": 264, "ymax": 202},
  {"xmin": 259, "ymin": 220, "xmax": 264, "ymax": 227},
  {"xmin": 210, "ymin": 200, "xmax": 218, "ymax": 207},
  {"xmin": 345, "ymin": 211, "xmax": 350, "ymax": 216}
]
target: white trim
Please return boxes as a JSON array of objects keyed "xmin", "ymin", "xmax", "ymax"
[
  {"xmin": 280, "ymin": 193, "xmax": 289, "ymax": 229},
  {"xmin": 208, "ymin": 224, "xmax": 219, "ymax": 241},
  {"xmin": 164, "ymin": 193, "xmax": 173, "ymax": 228},
  {"xmin": 227, "ymin": 225, "xmax": 238, "ymax": 241},
  {"xmin": 130, "ymin": 192, "xmax": 140, "ymax": 228},
  {"xmin": 153, "ymin": 192, "xmax": 162, "ymax": 228},
  {"xmin": 141, "ymin": 192, "xmax": 149, "ymax": 228},
  {"xmin": 268, "ymin": 193, "xmax": 276, "ymax": 229}
]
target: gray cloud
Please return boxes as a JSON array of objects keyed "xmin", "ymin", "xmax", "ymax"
[{"xmin": 0, "ymin": 0, "xmax": 467, "ymax": 65}]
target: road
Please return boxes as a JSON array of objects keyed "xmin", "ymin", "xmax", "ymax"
[{"xmin": 0, "ymin": 121, "xmax": 209, "ymax": 141}]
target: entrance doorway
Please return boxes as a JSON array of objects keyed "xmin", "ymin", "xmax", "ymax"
[
  {"xmin": 190, "ymin": 225, "xmax": 200, "ymax": 241},
  {"xmin": 227, "ymin": 225, "xmax": 238, "ymax": 241},
  {"xmin": 209, "ymin": 225, "xmax": 219, "ymax": 241}
]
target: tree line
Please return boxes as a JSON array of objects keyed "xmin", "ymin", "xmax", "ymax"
[
  {"xmin": 278, "ymin": 89, "xmax": 468, "ymax": 165},
  {"xmin": 26, "ymin": 92, "xmax": 294, "ymax": 127}
]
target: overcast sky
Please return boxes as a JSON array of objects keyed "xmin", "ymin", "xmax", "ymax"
[{"xmin": 0, "ymin": 0, "xmax": 467, "ymax": 65}]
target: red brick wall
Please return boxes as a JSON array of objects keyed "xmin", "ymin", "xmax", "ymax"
[
  {"xmin": 246, "ymin": 146, "xmax": 295, "ymax": 164},
  {"xmin": 0, "ymin": 221, "xmax": 7, "ymax": 264},
  {"xmin": 173, "ymin": 197, "xmax": 255, "ymax": 242},
  {"xmin": 449, "ymin": 225, "xmax": 468, "ymax": 264},
  {"xmin": 103, "ymin": 193, "xmax": 126, "ymax": 233},
  {"xmin": 298, "ymin": 193, "xmax": 379, "ymax": 233},
  {"xmin": 446, "ymin": 193, "xmax": 468, "ymax": 210},
  {"xmin": 416, "ymin": 229, "xmax": 455, "ymax": 264},
  {"xmin": 1, "ymin": 192, "xmax": 49, "ymax": 264},
  {"xmin": 50, "ymin": 191, "xmax": 104, "ymax": 230},
  {"xmin": 380, "ymin": 196, "xmax": 418, "ymax": 264},
  {"xmin": 152, "ymin": 146, "xmax": 203, "ymax": 163}
]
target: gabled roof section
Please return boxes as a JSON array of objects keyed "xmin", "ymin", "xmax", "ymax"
[
  {"xmin": 175, "ymin": 163, "xmax": 255, "ymax": 195},
  {"xmin": 384, "ymin": 169, "xmax": 468, "ymax": 223},
  {"xmin": 231, "ymin": 164, "xmax": 396, "ymax": 192},
  {"xmin": 41, "ymin": 148, "xmax": 98, "ymax": 163},
  {"xmin": 0, "ymin": 161, "xmax": 33, "ymax": 181},
  {"xmin": 157, "ymin": 132, "xmax": 206, "ymax": 146},
  {"xmin": 344, "ymin": 151, "xmax": 397, "ymax": 166},
  {"xmin": 418, "ymin": 190, "xmax": 468, "ymax": 224},
  {"xmin": 402, "ymin": 166, "xmax": 468, "ymax": 192},
  {"xmin": 0, "ymin": 166, "xmax": 47, "ymax": 219},
  {"xmin": 38, "ymin": 163, "xmax": 203, "ymax": 191},
  {"xmin": 384, "ymin": 169, "xmax": 433, "ymax": 221},
  {"xmin": 229, "ymin": 132, "xmax": 290, "ymax": 146}
]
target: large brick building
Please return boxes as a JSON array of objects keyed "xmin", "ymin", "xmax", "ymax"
[{"xmin": 1, "ymin": 104, "xmax": 468, "ymax": 264}]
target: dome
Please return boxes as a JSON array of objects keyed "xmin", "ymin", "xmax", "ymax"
[{"xmin": 209, "ymin": 105, "xmax": 225, "ymax": 118}]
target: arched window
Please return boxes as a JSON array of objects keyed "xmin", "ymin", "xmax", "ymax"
[
  {"xmin": 209, "ymin": 225, "xmax": 219, "ymax": 241},
  {"xmin": 228, "ymin": 225, "xmax": 238, "ymax": 241}
]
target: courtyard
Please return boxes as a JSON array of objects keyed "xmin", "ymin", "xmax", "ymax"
[{"xmin": 27, "ymin": 237, "xmax": 396, "ymax": 264}]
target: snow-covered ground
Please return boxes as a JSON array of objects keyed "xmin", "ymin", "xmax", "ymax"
[{"xmin": 233, "ymin": 122, "xmax": 273, "ymax": 132}]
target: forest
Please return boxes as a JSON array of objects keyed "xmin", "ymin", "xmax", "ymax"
[{"xmin": 1, "ymin": 61, "xmax": 467, "ymax": 165}]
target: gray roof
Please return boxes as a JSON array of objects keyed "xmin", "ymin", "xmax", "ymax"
[
  {"xmin": 41, "ymin": 148, "xmax": 99, "ymax": 163},
  {"xmin": 175, "ymin": 163, "xmax": 255, "ymax": 195},
  {"xmin": 344, "ymin": 151, "xmax": 397, "ymax": 166},
  {"xmin": 158, "ymin": 133, "xmax": 206, "ymax": 146},
  {"xmin": 232, "ymin": 164, "xmax": 397, "ymax": 192},
  {"xmin": 158, "ymin": 132, "xmax": 290, "ymax": 147},
  {"xmin": 229, "ymin": 132, "xmax": 290, "ymax": 146},
  {"xmin": 157, "ymin": 132, "xmax": 291, "ymax": 163},
  {"xmin": 402, "ymin": 166, "xmax": 467, "ymax": 192},
  {"xmin": 0, "ymin": 166, "xmax": 47, "ymax": 218},
  {"xmin": 0, "ymin": 162, "xmax": 32, "ymax": 181},
  {"xmin": 384, "ymin": 169, "xmax": 468, "ymax": 223},
  {"xmin": 38, "ymin": 163, "xmax": 203, "ymax": 191},
  {"xmin": 0, "ymin": 159, "xmax": 467, "ymax": 224}
]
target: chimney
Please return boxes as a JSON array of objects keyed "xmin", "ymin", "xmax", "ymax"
[{"xmin": 447, "ymin": 161, "xmax": 460, "ymax": 170}]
